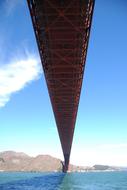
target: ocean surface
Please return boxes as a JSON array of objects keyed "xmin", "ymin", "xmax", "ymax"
[{"xmin": 0, "ymin": 171, "xmax": 127, "ymax": 190}]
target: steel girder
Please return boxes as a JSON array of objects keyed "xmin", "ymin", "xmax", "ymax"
[{"xmin": 27, "ymin": 0, "xmax": 95, "ymax": 172}]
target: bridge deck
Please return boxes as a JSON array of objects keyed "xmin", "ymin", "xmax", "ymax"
[{"xmin": 27, "ymin": 0, "xmax": 94, "ymax": 172}]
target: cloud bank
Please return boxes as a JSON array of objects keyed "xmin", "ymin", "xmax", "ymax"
[{"xmin": 0, "ymin": 57, "xmax": 42, "ymax": 107}]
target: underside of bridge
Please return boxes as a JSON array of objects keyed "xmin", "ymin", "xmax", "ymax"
[{"xmin": 27, "ymin": 0, "xmax": 95, "ymax": 172}]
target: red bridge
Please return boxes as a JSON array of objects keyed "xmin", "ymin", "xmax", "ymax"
[{"xmin": 27, "ymin": 0, "xmax": 95, "ymax": 172}]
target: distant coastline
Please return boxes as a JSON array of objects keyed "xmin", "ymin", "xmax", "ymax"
[{"xmin": 0, "ymin": 151, "xmax": 127, "ymax": 172}]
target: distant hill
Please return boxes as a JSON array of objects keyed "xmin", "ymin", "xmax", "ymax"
[
  {"xmin": 0, "ymin": 151, "xmax": 126, "ymax": 172},
  {"xmin": 0, "ymin": 151, "xmax": 62, "ymax": 172},
  {"xmin": 93, "ymin": 164, "xmax": 127, "ymax": 171},
  {"xmin": 93, "ymin": 165, "xmax": 111, "ymax": 170}
]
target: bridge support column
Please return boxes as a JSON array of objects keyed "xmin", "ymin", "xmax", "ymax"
[{"xmin": 62, "ymin": 154, "xmax": 70, "ymax": 172}]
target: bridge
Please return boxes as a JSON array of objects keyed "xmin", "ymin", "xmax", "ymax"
[{"xmin": 27, "ymin": 0, "xmax": 95, "ymax": 172}]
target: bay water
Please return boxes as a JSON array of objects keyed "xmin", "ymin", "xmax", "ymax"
[{"xmin": 0, "ymin": 171, "xmax": 127, "ymax": 190}]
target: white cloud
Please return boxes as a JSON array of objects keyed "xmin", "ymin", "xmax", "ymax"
[{"xmin": 0, "ymin": 57, "xmax": 42, "ymax": 107}]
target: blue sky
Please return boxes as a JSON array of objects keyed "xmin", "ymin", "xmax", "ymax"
[{"xmin": 0, "ymin": 0, "xmax": 127, "ymax": 166}]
